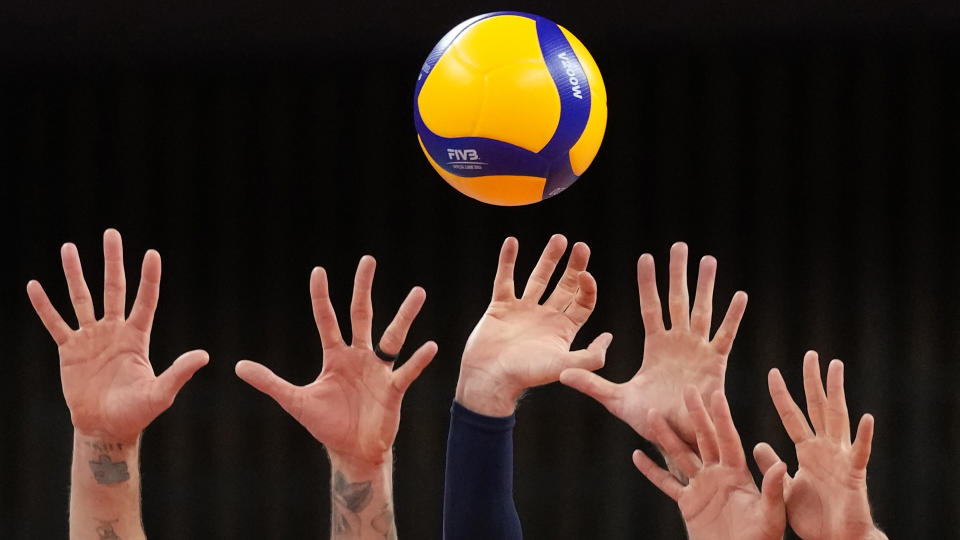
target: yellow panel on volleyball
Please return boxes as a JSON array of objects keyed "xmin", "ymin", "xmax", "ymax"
[
  {"xmin": 559, "ymin": 25, "xmax": 607, "ymax": 176},
  {"xmin": 418, "ymin": 137, "xmax": 546, "ymax": 206},
  {"xmin": 417, "ymin": 15, "xmax": 561, "ymax": 153}
]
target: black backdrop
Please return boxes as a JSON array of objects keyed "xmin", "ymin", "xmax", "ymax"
[{"xmin": 1, "ymin": 1, "xmax": 959, "ymax": 538}]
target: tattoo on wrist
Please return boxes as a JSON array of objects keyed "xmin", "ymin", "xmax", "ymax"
[
  {"xmin": 333, "ymin": 471, "xmax": 373, "ymax": 513},
  {"xmin": 331, "ymin": 470, "xmax": 375, "ymax": 539},
  {"xmin": 84, "ymin": 440, "xmax": 125, "ymax": 453},
  {"xmin": 96, "ymin": 519, "xmax": 122, "ymax": 539},
  {"xmin": 89, "ymin": 455, "xmax": 130, "ymax": 485}
]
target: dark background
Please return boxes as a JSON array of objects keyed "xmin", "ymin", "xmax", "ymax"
[{"xmin": 2, "ymin": 1, "xmax": 958, "ymax": 538}]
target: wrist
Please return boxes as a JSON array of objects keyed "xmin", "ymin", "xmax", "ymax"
[
  {"xmin": 327, "ymin": 448, "xmax": 393, "ymax": 478},
  {"xmin": 455, "ymin": 366, "xmax": 521, "ymax": 417}
]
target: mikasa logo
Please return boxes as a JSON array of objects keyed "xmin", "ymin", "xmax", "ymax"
[{"xmin": 557, "ymin": 52, "xmax": 584, "ymax": 99}]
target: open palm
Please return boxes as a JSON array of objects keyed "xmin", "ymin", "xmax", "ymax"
[
  {"xmin": 754, "ymin": 352, "xmax": 881, "ymax": 540},
  {"xmin": 634, "ymin": 388, "xmax": 787, "ymax": 540},
  {"xmin": 236, "ymin": 257, "xmax": 437, "ymax": 465},
  {"xmin": 27, "ymin": 229, "xmax": 208, "ymax": 443},
  {"xmin": 458, "ymin": 235, "xmax": 612, "ymax": 415},
  {"xmin": 561, "ymin": 242, "xmax": 747, "ymax": 445}
]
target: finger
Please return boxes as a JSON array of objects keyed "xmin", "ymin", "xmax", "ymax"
[
  {"xmin": 127, "ymin": 250, "xmax": 162, "ymax": 333},
  {"xmin": 559, "ymin": 364, "xmax": 619, "ymax": 410},
  {"xmin": 667, "ymin": 242, "xmax": 690, "ymax": 331},
  {"xmin": 711, "ymin": 291, "xmax": 747, "ymax": 355},
  {"xmin": 759, "ymin": 460, "xmax": 788, "ymax": 514},
  {"xmin": 543, "ymin": 241, "xmax": 590, "ymax": 310},
  {"xmin": 851, "ymin": 413, "xmax": 875, "ymax": 470},
  {"xmin": 60, "ymin": 243, "xmax": 96, "ymax": 326},
  {"xmin": 378, "ymin": 286, "xmax": 426, "ymax": 356},
  {"xmin": 26, "ymin": 280, "xmax": 73, "ymax": 345},
  {"xmin": 710, "ymin": 390, "xmax": 746, "ymax": 466},
  {"xmin": 563, "ymin": 271, "xmax": 597, "ymax": 327},
  {"xmin": 152, "ymin": 350, "xmax": 209, "ymax": 411},
  {"xmin": 557, "ymin": 332, "xmax": 612, "ymax": 373},
  {"xmin": 825, "ymin": 359, "xmax": 850, "ymax": 441},
  {"xmin": 521, "ymin": 234, "xmax": 568, "ymax": 302},
  {"xmin": 649, "ymin": 409, "xmax": 702, "ymax": 479},
  {"xmin": 802, "ymin": 351, "xmax": 828, "ymax": 435},
  {"xmin": 310, "ymin": 267, "xmax": 344, "ymax": 349},
  {"xmin": 235, "ymin": 360, "xmax": 300, "ymax": 415},
  {"xmin": 391, "ymin": 341, "xmax": 438, "ymax": 393},
  {"xmin": 102, "ymin": 229, "xmax": 126, "ymax": 320},
  {"xmin": 683, "ymin": 386, "xmax": 719, "ymax": 465},
  {"xmin": 492, "ymin": 237, "xmax": 519, "ymax": 301},
  {"xmin": 632, "ymin": 449, "xmax": 683, "ymax": 502},
  {"xmin": 636, "ymin": 254, "xmax": 665, "ymax": 334},
  {"xmin": 689, "ymin": 256, "xmax": 717, "ymax": 338},
  {"xmin": 768, "ymin": 368, "xmax": 814, "ymax": 444},
  {"xmin": 752, "ymin": 442, "xmax": 783, "ymax": 475},
  {"xmin": 350, "ymin": 256, "xmax": 376, "ymax": 348}
]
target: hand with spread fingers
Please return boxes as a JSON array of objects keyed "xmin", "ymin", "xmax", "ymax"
[
  {"xmin": 456, "ymin": 234, "xmax": 612, "ymax": 416},
  {"xmin": 754, "ymin": 351, "xmax": 888, "ymax": 540},
  {"xmin": 27, "ymin": 229, "xmax": 208, "ymax": 540},
  {"xmin": 27, "ymin": 229, "xmax": 209, "ymax": 443},
  {"xmin": 633, "ymin": 388, "xmax": 787, "ymax": 540},
  {"xmin": 235, "ymin": 256, "xmax": 437, "ymax": 463},
  {"xmin": 560, "ymin": 242, "xmax": 748, "ymax": 446},
  {"xmin": 235, "ymin": 256, "xmax": 436, "ymax": 540}
]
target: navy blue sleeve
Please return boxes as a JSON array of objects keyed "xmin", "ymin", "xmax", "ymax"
[{"xmin": 442, "ymin": 401, "xmax": 522, "ymax": 540}]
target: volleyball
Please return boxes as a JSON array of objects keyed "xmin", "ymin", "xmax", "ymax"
[{"xmin": 414, "ymin": 12, "xmax": 607, "ymax": 206}]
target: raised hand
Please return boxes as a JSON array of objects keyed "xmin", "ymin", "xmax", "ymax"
[
  {"xmin": 26, "ymin": 229, "xmax": 208, "ymax": 443},
  {"xmin": 633, "ymin": 388, "xmax": 787, "ymax": 540},
  {"xmin": 456, "ymin": 234, "xmax": 612, "ymax": 416},
  {"xmin": 753, "ymin": 351, "xmax": 887, "ymax": 540},
  {"xmin": 235, "ymin": 256, "xmax": 437, "ymax": 466},
  {"xmin": 560, "ymin": 242, "xmax": 747, "ymax": 445}
]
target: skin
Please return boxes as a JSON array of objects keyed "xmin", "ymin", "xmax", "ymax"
[
  {"xmin": 559, "ymin": 242, "xmax": 748, "ymax": 447},
  {"xmin": 754, "ymin": 351, "xmax": 888, "ymax": 540},
  {"xmin": 633, "ymin": 387, "xmax": 788, "ymax": 540},
  {"xmin": 455, "ymin": 234, "xmax": 612, "ymax": 417},
  {"xmin": 26, "ymin": 229, "xmax": 208, "ymax": 540},
  {"xmin": 235, "ymin": 256, "xmax": 436, "ymax": 540}
]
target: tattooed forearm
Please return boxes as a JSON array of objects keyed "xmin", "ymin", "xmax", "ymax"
[
  {"xmin": 89, "ymin": 455, "xmax": 131, "ymax": 485},
  {"xmin": 331, "ymin": 468, "xmax": 395, "ymax": 539},
  {"xmin": 333, "ymin": 471, "xmax": 373, "ymax": 513}
]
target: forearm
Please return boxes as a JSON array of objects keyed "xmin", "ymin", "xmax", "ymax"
[
  {"xmin": 443, "ymin": 401, "xmax": 522, "ymax": 540},
  {"xmin": 70, "ymin": 432, "xmax": 144, "ymax": 540},
  {"xmin": 328, "ymin": 451, "xmax": 396, "ymax": 540}
]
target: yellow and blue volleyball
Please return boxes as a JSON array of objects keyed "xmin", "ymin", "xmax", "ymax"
[{"xmin": 414, "ymin": 12, "xmax": 607, "ymax": 206}]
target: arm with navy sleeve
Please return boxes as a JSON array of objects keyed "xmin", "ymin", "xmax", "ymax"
[
  {"xmin": 443, "ymin": 402, "xmax": 520, "ymax": 540},
  {"xmin": 443, "ymin": 235, "xmax": 612, "ymax": 539}
]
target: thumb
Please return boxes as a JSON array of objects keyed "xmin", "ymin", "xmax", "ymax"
[
  {"xmin": 153, "ymin": 349, "xmax": 209, "ymax": 411},
  {"xmin": 752, "ymin": 442, "xmax": 783, "ymax": 475},
  {"xmin": 559, "ymin": 332, "xmax": 613, "ymax": 372},
  {"xmin": 235, "ymin": 360, "xmax": 300, "ymax": 415},
  {"xmin": 560, "ymin": 372, "xmax": 618, "ymax": 412},
  {"xmin": 759, "ymin": 460, "xmax": 788, "ymax": 515}
]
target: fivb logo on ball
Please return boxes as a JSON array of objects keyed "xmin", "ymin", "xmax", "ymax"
[
  {"xmin": 446, "ymin": 148, "xmax": 485, "ymax": 171},
  {"xmin": 414, "ymin": 11, "xmax": 607, "ymax": 206}
]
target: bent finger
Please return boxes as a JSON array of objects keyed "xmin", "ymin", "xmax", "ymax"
[
  {"xmin": 378, "ymin": 286, "xmax": 426, "ymax": 356},
  {"xmin": 544, "ymin": 242, "xmax": 590, "ymax": 310}
]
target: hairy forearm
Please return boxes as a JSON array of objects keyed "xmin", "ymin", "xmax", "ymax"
[
  {"xmin": 70, "ymin": 432, "xmax": 144, "ymax": 540},
  {"xmin": 328, "ymin": 451, "xmax": 396, "ymax": 540}
]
